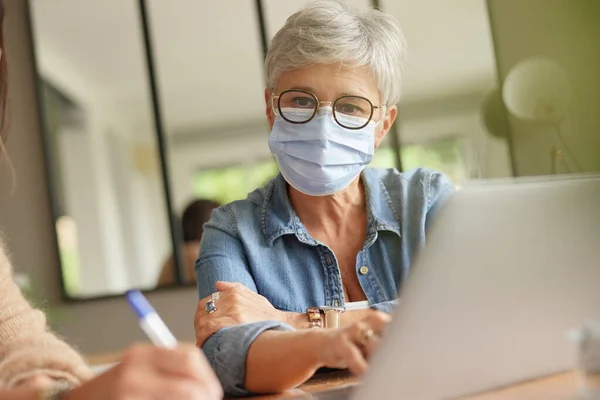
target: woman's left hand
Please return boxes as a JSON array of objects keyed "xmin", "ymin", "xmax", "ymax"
[
  {"xmin": 317, "ymin": 311, "xmax": 391, "ymax": 376},
  {"xmin": 194, "ymin": 282, "xmax": 286, "ymax": 347}
]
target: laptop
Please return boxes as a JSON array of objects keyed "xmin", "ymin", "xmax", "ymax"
[{"xmin": 342, "ymin": 174, "xmax": 600, "ymax": 399}]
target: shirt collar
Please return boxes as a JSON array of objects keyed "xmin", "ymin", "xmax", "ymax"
[
  {"xmin": 260, "ymin": 174, "xmax": 299, "ymax": 245},
  {"xmin": 261, "ymin": 169, "xmax": 401, "ymax": 246},
  {"xmin": 361, "ymin": 168, "xmax": 402, "ymax": 236}
]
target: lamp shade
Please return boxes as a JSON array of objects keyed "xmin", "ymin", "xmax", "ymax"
[{"xmin": 502, "ymin": 57, "xmax": 571, "ymax": 124}]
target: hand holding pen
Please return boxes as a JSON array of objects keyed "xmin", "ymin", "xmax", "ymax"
[{"xmin": 61, "ymin": 290, "xmax": 222, "ymax": 400}]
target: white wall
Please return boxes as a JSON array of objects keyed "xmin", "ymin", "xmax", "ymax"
[
  {"xmin": 39, "ymin": 49, "xmax": 177, "ymax": 295},
  {"xmin": 57, "ymin": 127, "xmax": 111, "ymax": 295},
  {"xmin": 54, "ymin": 102, "xmax": 171, "ymax": 296}
]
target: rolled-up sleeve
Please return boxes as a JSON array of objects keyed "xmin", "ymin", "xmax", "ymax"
[
  {"xmin": 203, "ymin": 321, "xmax": 295, "ymax": 396},
  {"xmin": 196, "ymin": 206, "xmax": 257, "ymax": 296},
  {"xmin": 196, "ymin": 207, "xmax": 294, "ymax": 395}
]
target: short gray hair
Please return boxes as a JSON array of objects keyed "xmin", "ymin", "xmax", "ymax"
[{"xmin": 265, "ymin": 0, "xmax": 407, "ymax": 105}]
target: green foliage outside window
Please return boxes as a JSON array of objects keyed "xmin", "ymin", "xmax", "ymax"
[
  {"xmin": 401, "ymin": 138, "xmax": 468, "ymax": 183},
  {"xmin": 192, "ymin": 158, "xmax": 280, "ymax": 205},
  {"xmin": 192, "ymin": 138, "xmax": 467, "ymax": 204}
]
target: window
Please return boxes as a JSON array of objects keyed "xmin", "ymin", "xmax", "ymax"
[
  {"xmin": 192, "ymin": 158, "xmax": 279, "ymax": 204},
  {"xmin": 56, "ymin": 216, "xmax": 81, "ymax": 295},
  {"xmin": 193, "ymin": 137, "xmax": 467, "ymax": 204},
  {"xmin": 401, "ymin": 137, "xmax": 469, "ymax": 183}
]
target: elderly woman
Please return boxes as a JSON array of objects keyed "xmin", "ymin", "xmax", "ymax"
[{"xmin": 194, "ymin": 0, "xmax": 453, "ymax": 396}]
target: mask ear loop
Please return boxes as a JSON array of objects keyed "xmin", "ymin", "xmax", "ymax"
[
  {"xmin": 271, "ymin": 88, "xmax": 289, "ymax": 119},
  {"xmin": 270, "ymin": 89, "xmax": 278, "ymax": 116},
  {"xmin": 374, "ymin": 105, "xmax": 387, "ymax": 129}
]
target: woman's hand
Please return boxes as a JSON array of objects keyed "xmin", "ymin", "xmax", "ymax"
[
  {"xmin": 317, "ymin": 311, "xmax": 390, "ymax": 376},
  {"xmin": 194, "ymin": 281, "xmax": 287, "ymax": 347},
  {"xmin": 243, "ymin": 311, "xmax": 391, "ymax": 393},
  {"xmin": 65, "ymin": 344, "xmax": 222, "ymax": 400}
]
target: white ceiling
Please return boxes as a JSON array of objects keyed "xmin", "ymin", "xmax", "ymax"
[{"xmin": 30, "ymin": 0, "xmax": 497, "ymax": 133}]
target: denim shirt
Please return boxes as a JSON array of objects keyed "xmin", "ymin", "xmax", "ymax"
[{"xmin": 195, "ymin": 167, "xmax": 453, "ymax": 396}]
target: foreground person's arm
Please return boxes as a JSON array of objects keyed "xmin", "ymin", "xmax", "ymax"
[
  {"xmin": 63, "ymin": 345, "xmax": 222, "ymax": 400},
  {"xmin": 0, "ymin": 244, "xmax": 91, "ymax": 387},
  {"xmin": 0, "ymin": 344, "xmax": 222, "ymax": 400},
  {"xmin": 244, "ymin": 312, "xmax": 390, "ymax": 394},
  {"xmin": 0, "ymin": 243, "xmax": 222, "ymax": 399}
]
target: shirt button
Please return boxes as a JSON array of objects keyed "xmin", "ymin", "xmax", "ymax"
[{"xmin": 359, "ymin": 266, "xmax": 369, "ymax": 275}]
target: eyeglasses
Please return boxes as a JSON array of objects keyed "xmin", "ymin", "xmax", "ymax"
[{"xmin": 271, "ymin": 89, "xmax": 385, "ymax": 130}]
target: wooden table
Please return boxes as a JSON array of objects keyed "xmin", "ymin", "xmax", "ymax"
[
  {"xmin": 85, "ymin": 350, "xmax": 123, "ymax": 366},
  {"xmin": 88, "ymin": 351, "xmax": 586, "ymax": 399},
  {"xmin": 460, "ymin": 372, "xmax": 580, "ymax": 400},
  {"xmin": 240, "ymin": 370, "xmax": 583, "ymax": 399},
  {"xmin": 226, "ymin": 371, "xmax": 358, "ymax": 399}
]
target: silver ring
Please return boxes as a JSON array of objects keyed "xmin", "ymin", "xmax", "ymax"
[
  {"xmin": 205, "ymin": 300, "xmax": 217, "ymax": 314},
  {"xmin": 211, "ymin": 292, "xmax": 220, "ymax": 301}
]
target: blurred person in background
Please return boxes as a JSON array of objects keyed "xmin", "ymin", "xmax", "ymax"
[
  {"xmin": 0, "ymin": 2, "xmax": 221, "ymax": 399},
  {"xmin": 158, "ymin": 199, "xmax": 221, "ymax": 286},
  {"xmin": 193, "ymin": 0, "xmax": 453, "ymax": 396}
]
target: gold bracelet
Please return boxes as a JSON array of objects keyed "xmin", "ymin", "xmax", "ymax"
[
  {"xmin": 306, "ymin": 306, "xmax": 323, "ymax": 328},
  {"xmin": 318, "ymin": 306, "xmax": 345, "ymax": 329}
]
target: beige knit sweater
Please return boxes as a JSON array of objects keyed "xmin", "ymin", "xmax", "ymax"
[{"xmin": 0, "ymin": 241, "xmax": 92, "ymax": 388}]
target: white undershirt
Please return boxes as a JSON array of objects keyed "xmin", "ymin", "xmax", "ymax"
[{"xmin": 345, "ymin": 300, "xmax": 370, "ymax": 311}]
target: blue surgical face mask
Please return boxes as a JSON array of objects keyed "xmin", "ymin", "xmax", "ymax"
[{"xmin": 268, "ymin": 107, "xmax": 379, "ymax": 196}]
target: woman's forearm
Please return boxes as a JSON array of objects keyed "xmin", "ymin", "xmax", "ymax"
[{"xmin": 244, "ymin": 329, "xmax": 325, "ymax": 393}]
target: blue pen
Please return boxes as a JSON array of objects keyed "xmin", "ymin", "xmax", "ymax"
[{"xmin": 126, "ymin": 290, "xmax": 178, "ymax": 348}]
